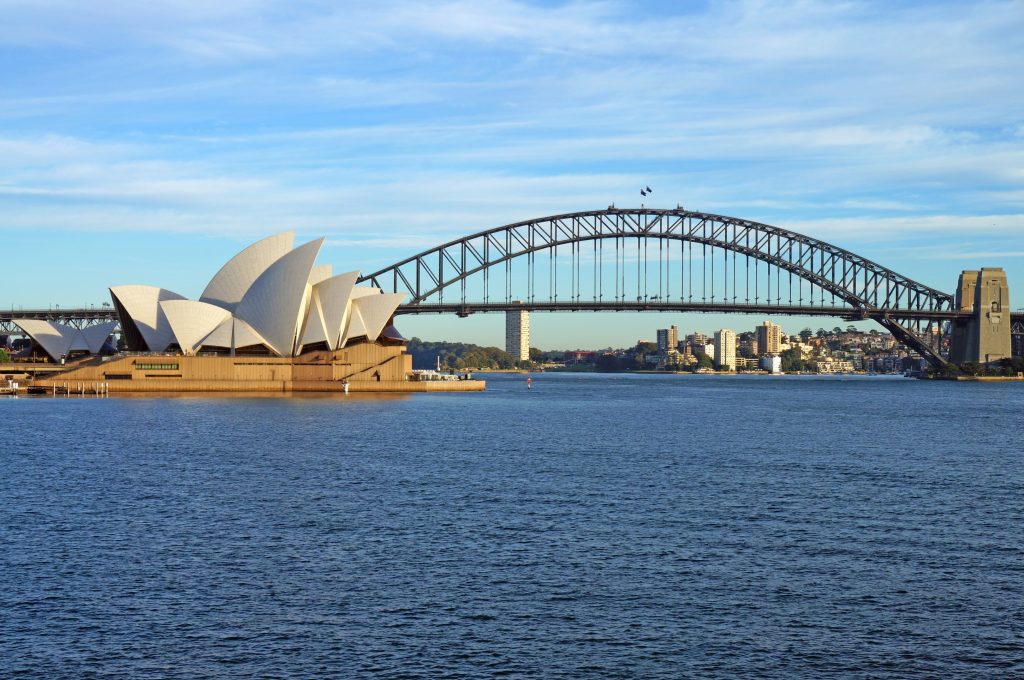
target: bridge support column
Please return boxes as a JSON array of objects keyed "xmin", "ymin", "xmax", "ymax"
[
  {"xmin": 505, "ymin": 304, "xmax": 530, "ymax": 362},
  {"xmin": 949, "ymin": 268, "xmax": 1012, "ymax": 364}
]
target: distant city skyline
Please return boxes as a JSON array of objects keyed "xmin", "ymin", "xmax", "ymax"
[{"xmin": 2, "ymin": 1, "xmax": 1022, "ymax": 348}]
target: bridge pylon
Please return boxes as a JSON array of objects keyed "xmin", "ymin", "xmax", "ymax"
[{"xmin": 949, "ymin": 268, "xmax": 1012, "ymax": 364}]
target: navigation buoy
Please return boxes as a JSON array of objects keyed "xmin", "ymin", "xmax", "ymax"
[{"xmin": 527, "ymin": 376, "xmax": 532, "ymax": 390}]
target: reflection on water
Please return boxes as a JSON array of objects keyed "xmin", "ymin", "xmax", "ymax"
[{"xmin": 106, "ymin": 390, "xmax": 413, "ymax": 401}]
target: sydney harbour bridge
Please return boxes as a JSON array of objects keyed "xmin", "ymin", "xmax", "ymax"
[{"xmin": 3, "ymin": 208, "xmax": 1022, "ymax": 369}]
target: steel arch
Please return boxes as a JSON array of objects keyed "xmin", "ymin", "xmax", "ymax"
[
  {"xmin": 360, "ymin": 208, "xmax": 951, "ymax": 310},
  {"xmin": 358, "ymin": 208, "xmax": 956, "ymax": 367}
]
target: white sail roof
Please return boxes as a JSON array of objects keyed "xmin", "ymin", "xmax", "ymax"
[
  {"xmin": 198, "ymin": 316, "xmax": 270, "ymax": 351},
  {"xmin": 340, "ymin": 286, "xmax": 381, "ymax": 345},
  {"xmin": 234, "ymin": 238, "xmax": 324, "ymax": 357},
  {"xmin": 342, "ymin": 304, "xmax": 367, "ymax": 347},
  {"xmin": 297, "ymin": 293, "xmax": 330, "ymax": 352},
  {"xmin": 352, "ymin": 293, "xmax": 405, "ymax": 343},
  {"xmin": 350, "ymin": 286, "xmax": 380, "ymax": 300},
  {"xmin": 299, "ymin": 271, "xmax": 360, "ymax": 351},
  {"xmin": 100, "ymin": 231, "xmax": 408, "ymax": 359},
  {"xmin": 13, "ymin": 319, "xmax": 78, "ymax": 361},
  {"xmin": 80, "ymin": 321, "xmax": 118, "ymax": 354},
  {"xmin": 200, "ymin": 231, "xmax": 295, "ymax": 312},
  {"xmin": 109, "ymin": 285, "xmax": 187, "ymax": 352},
  {"xmin": 308, "ymin": 264, "xmax": 333, "ymax": 286},
  {"xmin": 160, "ymin": 300, "xmax": 232, "ymax": 355},
  {"xmin": 68, "ymin": 330, "xmax": 90, "ymax": 352}
]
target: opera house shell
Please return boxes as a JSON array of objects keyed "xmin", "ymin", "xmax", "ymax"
[
  {"xmin": 11, "ymin": 231, "xmax": 485, "ymax": 393},
  {"xmin": 16, "ymin": 231, "xmax": 404, "ymax": 360},
  {"xmin": 110, "ymin": 231, "xmax": 406, "ymax": 357}
]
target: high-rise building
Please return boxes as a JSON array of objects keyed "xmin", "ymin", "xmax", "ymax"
[
  {"xmin": 505, "ymin": 307, "xmax": 530, "ymax": 361},
  {"xmin": 656, "ymin": 325, "xmax": 679, "ymax": 353},
  {"xmin": 687, "ymin": 331, "xmax": 709, "ymax": 346},
  {"xmin": 756, "ymin": 320, "xmax": 782, "ymax": 356},
  {"xmin": 714, "ymin": 329, "xmax": 736, "ymax": 371}
]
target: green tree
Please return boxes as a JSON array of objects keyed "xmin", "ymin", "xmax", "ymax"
[
  {"xmin": 0, "ymin": 347, "xmax": 9, "ymax": 363},
  {"xmin": 405, "ymin": 337, "xmax": 517, "ymax": 370},
  {"xmin": 696, "ymin": 354, "xmax": 714, "ymax": 369},
  {"xmin": 780, "ymin": 348, "xmax": 805, "ymax": 373},
  {"xmin": 799, "ymin": 328, "xmax": 813, "ymax": 342}
]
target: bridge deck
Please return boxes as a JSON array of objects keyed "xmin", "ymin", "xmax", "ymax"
[
  {"xmin": 7, "ymin": 305, "xmax": 1015, "ymax": 322},
  {"xmin": 397, "ymin": 302, "xmax": 979, "ymax": 320}
]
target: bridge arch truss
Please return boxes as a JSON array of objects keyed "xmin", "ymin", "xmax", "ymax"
[{"xmin": 359, "ymin": 208, "xmax": 957, "ymax": 366}]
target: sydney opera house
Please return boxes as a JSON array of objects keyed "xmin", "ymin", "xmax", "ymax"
[{"xmin": 14, "ymin": 232, "xmax": 482, "ymax": 393}]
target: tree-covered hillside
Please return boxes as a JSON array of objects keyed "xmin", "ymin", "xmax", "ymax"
[{"xmin": 406, "ymin": 338, "xmax": 521, "ymax": 370}]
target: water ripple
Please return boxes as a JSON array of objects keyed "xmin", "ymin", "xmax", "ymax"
[{"xmin": 2, "ymin": 374, "xmax": 1022, "ymax": 678}]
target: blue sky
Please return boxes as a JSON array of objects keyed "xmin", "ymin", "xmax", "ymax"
[{"xmin": 2, "ymin": 0, "xmax": 1022, "ymax": 348}]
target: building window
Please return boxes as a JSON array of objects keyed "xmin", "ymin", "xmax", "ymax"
[{"xmin": 134, "ymin": 363, "xmax": 179, "ymax": 370}]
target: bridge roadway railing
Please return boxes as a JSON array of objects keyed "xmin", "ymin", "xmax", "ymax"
[
  {"xmin": 2, "ymin": 303, "xmax": 981, "ymax": 326},
  {"xmin": 395, "ymin": 301, "xmax": 970, "ymax": 321}
]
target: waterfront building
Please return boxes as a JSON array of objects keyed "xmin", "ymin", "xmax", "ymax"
[
  {"xmin": 792, "ymin": 342, "xmax": 814, "ymax": 359},
  {"xmin": 11, "ymin": 231, "xmax": 486, "ymax": 393},
  {"xmin": 733, "ymin": 357, "xmax": 759, "ymax": 370},
  {"xmin": 738, "ymin": 335, "xmax": 757, "ymax": 357},
  {"xmin": 691, "ymin": 342, "xmax": 714, "ymax": 358},
  {"xmin": 756, "ymin": 320, "xmax": 782, "ymax": 356},
  {"xmin": 505, "ymin": 307, "xmax": 530, "ymax": 361},
  {"xmin": 565, "ymin": 350, "xmax": 596, "ymax": 365},
  {"xmin": 687, "ymin": 332, "xmax": 709, "ymax": 346},
  {"xmin": 760, "ymin": 355, "xmax": 782, "ymax": 374},
  {"xmin": 656, "ymin": 325, "xmax": 679, "ymax": 353},
  {"xmin": 713, "ymin": 329, "xmax": 736, "ymax": 371},
  {"xmin": 678, "ymin": 353, "xmax": 698, "ymax": 367},
  {"xmin": 813, "ymin": 358, "xmax": 856, "ymax": 374}
]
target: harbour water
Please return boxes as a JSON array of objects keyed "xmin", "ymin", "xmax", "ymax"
[{"xmin": 2, "ymin": 373, "xmax": 1022, "ymax": 678}]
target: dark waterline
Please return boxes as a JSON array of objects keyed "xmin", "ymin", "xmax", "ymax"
[{"xmin": 2, "ymin": 373, "xmax": 1023, "ymax": 678}]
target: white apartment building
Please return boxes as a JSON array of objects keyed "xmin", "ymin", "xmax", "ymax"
[{"xmin": 714, "ymin": 329, "xmax": 737, "ymax": 371}]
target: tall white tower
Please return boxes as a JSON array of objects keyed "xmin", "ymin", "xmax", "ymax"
[
  {"xmin": 505, "ymin": 306, "xmax": 530, "ymax": 361},
  {"xmin": 714, "ymin": 329, "xmax": 737, "ymax": 370}
]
